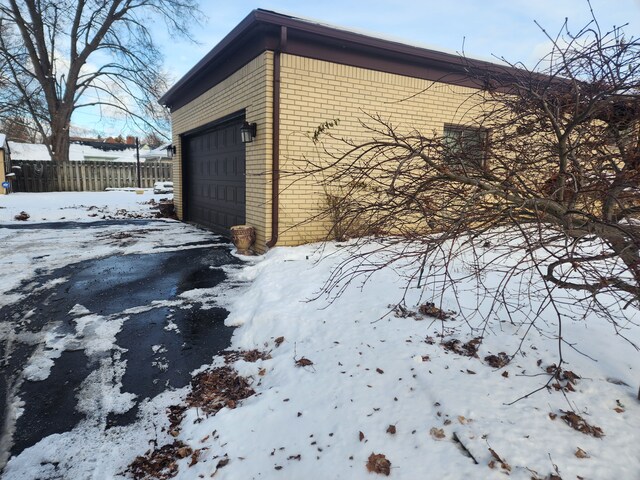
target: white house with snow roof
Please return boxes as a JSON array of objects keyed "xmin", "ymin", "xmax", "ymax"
[{"xmin": 7, "ymin": 141, "xmax": 150, "ymax": 163}]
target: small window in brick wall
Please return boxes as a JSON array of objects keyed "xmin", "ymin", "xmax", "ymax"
[{"xmin": 443, "ymin": 124, "xmax": 488, "ymax": 169}]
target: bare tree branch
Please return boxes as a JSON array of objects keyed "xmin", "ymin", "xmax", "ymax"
[
  {"xmin": 0, "ymin": 0, "xmax": 201, "ymax": 159},
  {"xmin": 297, "ymin": 16, "xmax": 640, "ymax": 358}
]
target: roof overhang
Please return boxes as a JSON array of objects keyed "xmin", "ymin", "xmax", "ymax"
[{"xmin": 160, "ymin": 9, "xmax": 517, "ymax": 111}]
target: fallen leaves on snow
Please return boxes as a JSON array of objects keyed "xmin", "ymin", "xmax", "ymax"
[
  {"xmin": 484, "ymin": 352, "xmax": 510, "ymax": 368},
  {"xmin": 166, "ymin": 405, "xmax": 186, "ymax": 437},
  {"xmin": 441, "ymin": 337, "xmax": 482, "ymax": 357},
  {"xmin": 559, "ymin": 410, "xmax": 604, "ymax": 437},
  {"xmin": 127, "ymin": 440, "xmax": 192, "ymax": 480},
  {"xmin": 366, "ymin": 453, "xmax": 391, "ymax": 476},
  {"xmin": 545, "ymin": 364, "xmax": 581, "ymax": 393},
  {"xmin": 187, "ymin": 366, "xmax": 255, "ymax": 415},
  {"xmin": 488, "ymin": 447, "xmax": 511, "ymax": 472},
  {"xmin": 418, "ymin": 302, "xmax": 455, "ymax": 320},
  {"xmin": 221, "ymin": 349, "xmax": 271, "ymax": 363}
]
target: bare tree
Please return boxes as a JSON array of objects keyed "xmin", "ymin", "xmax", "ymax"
[
  {"xmin": 0, "ymin": 115, "xmax": 41, "ymax": 142},
  {"xmin": 303, "ymin": 14, "xmax": 640, "ymax": 347},
  {"xmin": 141, "ymin": 130, "xmax": 167, "ymax": 148},
  {"xmin": 0, "ymin": 0, "xmax": 200, "ymax": 161}
]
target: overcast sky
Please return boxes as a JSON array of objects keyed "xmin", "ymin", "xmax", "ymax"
[{"xmin": 73, "ymin": 0, "xmax": 640, "ymax": 137}]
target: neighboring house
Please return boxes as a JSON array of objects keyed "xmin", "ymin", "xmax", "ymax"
[
  {"xmin": 159, "ymin": 9, "xmax": 516, "ymax": 252},
  {"xmin": 140, "ymin": 143, "xmax": 172, "ymax": 162},
  {"xmin": 8, "ymin": 141, "xmax": 149, "ymax": 163}
]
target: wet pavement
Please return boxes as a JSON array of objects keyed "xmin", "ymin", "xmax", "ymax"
[{"xmin": 0, "ymin": 223, "xmax": 242, "ymax": 461}]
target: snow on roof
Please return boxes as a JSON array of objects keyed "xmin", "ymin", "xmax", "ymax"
[
  {"xmin": 80, "ymin": 144, "xmax": 138, "ymax": 162},
  {"xmin": 8, "ymin": 141, "xmax": 141, "ymax": 162},
  {"xmin": 8, "ymin": 142, "xmax": 54, "ymax": 161},
  {"xmin": 140, "ymin": 143, "xmax": 170, "ymax": 160},
  {"xmin": 0, "ymin": 134, "xmax": 6, "ymax": 148}
]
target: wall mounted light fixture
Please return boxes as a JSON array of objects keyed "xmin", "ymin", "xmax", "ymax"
[
  {"xmin": 240, "ymin": 122, "xmax": 257, "ymax": 143},
  {"xmin": 166, "ymin": 144, "xmax": 177, "ymax": 158}
]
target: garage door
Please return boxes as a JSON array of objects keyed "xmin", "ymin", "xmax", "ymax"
[{"xmin": 184, "ymin": 117, "xmax": 246, "ymax": 235}]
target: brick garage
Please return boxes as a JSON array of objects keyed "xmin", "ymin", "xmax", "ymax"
[{"xmin": 160, "ymin": 10, "xmax": 509, "ymax": 252}]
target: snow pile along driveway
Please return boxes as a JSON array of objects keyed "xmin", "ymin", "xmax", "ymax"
[
  {"xmin": 123, "ymin": 241, "xmax": 639, "ymax": 479},
  {"xmin": 0, "ymin": 190, "xmax": 169, "ymax": 223}
]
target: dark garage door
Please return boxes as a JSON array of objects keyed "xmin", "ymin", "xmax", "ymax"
[{"xmin": 184, "ymin": 117, "xmax": 246, "ymax": 235}]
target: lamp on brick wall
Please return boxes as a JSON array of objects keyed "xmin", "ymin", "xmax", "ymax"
[{"xmin": 240, "ymin": 122, "xmax": 257, "ymax": 143}]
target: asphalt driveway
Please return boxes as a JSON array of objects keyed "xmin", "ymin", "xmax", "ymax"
[{"xmin": 0, "ymin": 219, "xmax": 242, "ymax": 470}]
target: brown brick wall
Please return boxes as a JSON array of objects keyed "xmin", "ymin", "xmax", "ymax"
[
  {"xmin": 171, "ymin": 52, "xmax": 273, "ymax": 252},
  {"xmin": 277, "ymin": 54, "xmax": 485, "ymax": 246}
]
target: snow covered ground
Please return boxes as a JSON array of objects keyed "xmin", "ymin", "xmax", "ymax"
[
  {"xmin": 0, "ymin": 190, "xmax": 170, "ymax": 223},
  {"xmin": 1, "ymin": 193, "xmax": 639, "ymax": 479}
]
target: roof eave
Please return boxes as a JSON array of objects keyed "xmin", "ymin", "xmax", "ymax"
[
  {"xmin": 159, "ymin": 10, "xmax": 262, "ymax": 107},
  {"xmin": 159, "ymin": 9, "xmax": 521, "ymax": 110}
]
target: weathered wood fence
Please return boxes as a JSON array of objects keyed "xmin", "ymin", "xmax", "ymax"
[{"xmin": 11, "ymin": 160, "xmax": 172, "ymax": 192}]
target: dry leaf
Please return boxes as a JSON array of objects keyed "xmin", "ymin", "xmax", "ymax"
[
  {"xmin": 359, "ymin": 431, "xmax": 365, "ymax": 442},
  {"xmin": 484, "ymin": 352, "xmax": 510, "ymax": 368},
  {"xmin": 419, "ymin": 302, "xmax": 456, "ymax": 320},
  {"xmin": 366, "ymin": 453, "xmax": 391, "ymax": 476},
  {"xmin": 275, "ymin": 336, "xmax": 285, "ymax": 347},
  {"xmin": 176, "ymin": 446, "xmax": 192, "ymax": 459},
  {"xmin": 386, "ymin": 425, "xmax": 396, "ymax": 435},
  {"xmin": 488, "ymin": 448, "xmax": 511, "ymax": 472},
  {"xmin": 430, "ymin": 427, "xmax": 445, "ymax": 439},
  {"xmin": 376, "ymin": 368, "xmax": 384, "ymax": 374},
  {"xmin": 295, "ymin": 357, "xmax": 314, "ymax": 367},
  {"xmin": 189, "ymin": 449, "xmax": 201, "ymax": 467},
  {"xmin": 561, "ymin": 370, "xmax": 580, "ymax": 384},
  {"xmin": 575, "ymin": 447, "xmax": 589, "ymax": 459}
]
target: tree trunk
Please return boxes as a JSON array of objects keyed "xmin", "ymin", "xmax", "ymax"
[
  {"xmin": 50, "ymin": 107, "xmax": 72, "ymax": 191},
  {"xmin": 50, "ymin": 112, "xmax": 71, "ymax": 163}
]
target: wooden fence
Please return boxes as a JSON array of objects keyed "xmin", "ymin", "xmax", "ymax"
[{"xmin": 10, "ymin": 160, "xmax": 172, "ymax": 192}]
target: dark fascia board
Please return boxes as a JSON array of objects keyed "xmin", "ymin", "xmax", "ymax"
[{"xmin": 160, "ymin": 9, "xmax": 519, "ymax": 110}]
